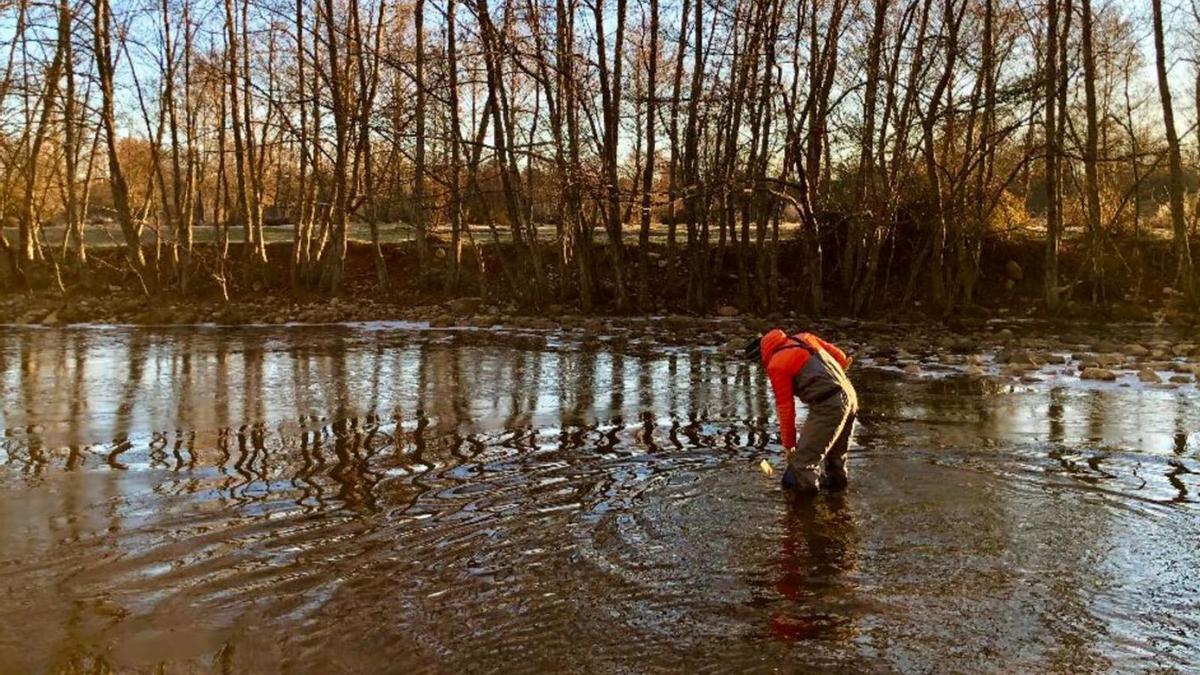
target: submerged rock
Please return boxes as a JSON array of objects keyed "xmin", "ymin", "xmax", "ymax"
[
  {"xmin": 1138, "ymin": 369, "xmax": 1162, "ymax": 384},
  {"xmin": 1080, "ymin": 368, "xmax": 1117, "ymax": 382},
  {"xmin": 1000, "ymin": 363, "xmax": 1031, "ymax": 378}
]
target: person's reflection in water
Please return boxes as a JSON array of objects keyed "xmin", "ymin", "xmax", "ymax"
[{"xmin": 768, "ymin": 492, "xmax": 859, "ymax": 642}]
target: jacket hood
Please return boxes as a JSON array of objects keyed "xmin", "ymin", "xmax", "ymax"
[{"xmin": 759, "ymin": 329, "xmax": 789, "ymax": 368}]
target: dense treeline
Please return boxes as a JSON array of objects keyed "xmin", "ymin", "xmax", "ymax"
[{"xmin": 0, "ymin": 0, "xmax": 1198, "ymax": 315}]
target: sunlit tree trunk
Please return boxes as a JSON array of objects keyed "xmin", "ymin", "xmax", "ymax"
[
  {"xmin": 1151, "ymin": 0, "xmax": 1196, "ymax": 301},
  {"xmin": 1081, "ymin": 0, "xmax": 1103, "ymax": 303},
  {"xmin": 1044, "ymin": 0, "xmax": 1061, "ymax": 310},
  {"xmin": 95, "ymin": 0, "xmax": 145, "ymax": 271}
]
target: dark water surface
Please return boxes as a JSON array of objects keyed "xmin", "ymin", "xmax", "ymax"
[{"xmin": 1, "ymin": 326, "xmax": 1197, "ymax": 673}]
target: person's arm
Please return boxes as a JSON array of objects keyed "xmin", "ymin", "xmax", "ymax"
[
  {"xmin": 815, "ymin": 337, "xmax": 851, "ymax": 371},
  {"xmin": 767, "ymin": 363, "xmax": 797, "ymax": 449}
]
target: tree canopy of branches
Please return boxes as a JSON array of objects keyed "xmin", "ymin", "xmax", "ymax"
[{"xmin": 1, "ymin": 0, "xmax": 1198, "ymax": 314}]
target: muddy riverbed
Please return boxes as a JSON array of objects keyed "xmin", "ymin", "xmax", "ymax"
[{"xmin": 1, "ymin": 324, "xmax": 1197, "ymax": 672}]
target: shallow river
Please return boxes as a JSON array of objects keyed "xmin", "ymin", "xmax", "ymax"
[{"xmin": 1, "ymin": 325, "xmax": 1197, "ymax": 673}]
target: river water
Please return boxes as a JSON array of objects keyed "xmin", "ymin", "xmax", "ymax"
[{"xmin": 1, "ymin": 325, "xmax": 1197, "ymax": 673}]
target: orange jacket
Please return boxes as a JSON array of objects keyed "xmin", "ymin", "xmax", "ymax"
[{"xmin": 760, "ymin": 329, "xmax": 851, "ymax": 449}]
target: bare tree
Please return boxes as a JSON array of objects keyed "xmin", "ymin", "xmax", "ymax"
[
  {"xmin": 95, "ymin": 0, "xmax": 145, "ymax": 271},
  {"xmin": 1152, "ymin": 0, "xmax": 1197, "ymax": 301},
  {"xmin": 637, "ymin": 0, "xmax": 660, "ymax": 310},
  {"xmin": 1044, "ymin": 0, "xmax": 1061, "ymax": 309}
]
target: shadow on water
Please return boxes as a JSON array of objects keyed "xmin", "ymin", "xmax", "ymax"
[{"xmin": 0, "ymin": 325, "xmax": 1198, "ymax": 672}]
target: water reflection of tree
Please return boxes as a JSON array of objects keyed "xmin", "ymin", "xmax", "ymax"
[{"xmin": 559, "ymin": 349, "xmax": 597, "ymax": 430}]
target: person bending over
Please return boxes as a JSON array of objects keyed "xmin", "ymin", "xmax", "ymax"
[{"xmin": 744, "ymin": 329, "xmax": 858, "ymax": 494}]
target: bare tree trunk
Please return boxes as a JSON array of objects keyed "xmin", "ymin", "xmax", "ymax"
[
  {"xmin": 292, "ymin": 0, "xmax": 309, "ymax": 292},
  {"xmin": 637, "ymin": 0, "xmax": 660, "ymax": 311},
  {"xmin": 445, "ymin": 0, "xmax": 463, "ymax": 293},
  {"xmin": 595, "ymin": 0, "xmax": 630, "ymax": 310},
  {"xmin": 1081, "ymin": 0, "xmax": 1103, "ymax": 303},
  {"xmin": 1044, "ymin": 0, "xmax": 1061, "ymax": 310},
  {"xmin": 241, "ymin": 0, "xmax": 266, "ymax": 265},
  {"xmin": 846, "ymin": 0, "xmax": 889, "ymax": 301},
  {"xmin": 413, "ymin": 0, "xmax": 429, "ymax": 281},
  {"xmin": 95, "ymin": 0, "xmax": 145, "ymax": 271},
  {"xmin": 354, "ymin": 0, "xmax": 387, "ymax": 285},
  {"xmin": 216, "ymin": 73, "xmax": 230, "ymax": 299},
  {"xmin": 919, "ymin": 0, "xmax": 965, "ymax": 313},
  {"xmin": 682, "ymin": 0, "xmax": 705, "ymax": 311},
  {"xmin": 19, "ymin": 0, "xmax": 68, "ymax": 269},
  {"xmin": 60, "ymin": 0, "xmax": 83, "ymax": 269},
  {"xmin": 665, "ymin": 0, "xmax": 690, "ymax": 284},
  {"xmin": 163, "ymin": 0, "xmax": 183, "ymax": 275},
  {"xmin": 0, "ymin": 0, "xmax": 30, "ymax": 283},
  {"xmin": 222, "ymin": 0, "xmax": 252, "ymax": 273},
  {"xmin": 320, "ymin": 0, "xmax": 351, "ymax": 294},
  {"xmin": 560, "ymin": 0, "xmax": 594, "ymax": 310},
  {"xmin": 1151, "ymin": 0, "xmax": 1196, "ymax": 301}
]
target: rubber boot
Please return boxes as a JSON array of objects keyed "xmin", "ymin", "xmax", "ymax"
[
  {"xmin": 823, "ymin": 457, "xmax": 848, "ymax": 492},
  {"xmin": 781, "ymin": 465, "xmax": 821, "ymax": 495}
]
